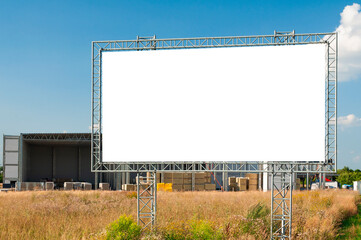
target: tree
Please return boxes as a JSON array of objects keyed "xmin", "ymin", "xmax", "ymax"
[{"xmin": 336, "ymin": 166, "xmax": 361, "ymax": 186}]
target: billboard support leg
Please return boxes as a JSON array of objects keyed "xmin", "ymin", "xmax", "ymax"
[
  {"xmin": 137, "ymin": 172, "xmax": 157, "ymax": 230},
  {"xmin": 271, "ymin": 164, "xmax": 293, "ymax": 239}
]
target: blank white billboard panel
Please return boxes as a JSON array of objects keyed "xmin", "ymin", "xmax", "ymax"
[{"xmin": 102, "ymin": 45, "xmax": 325, "ymax": 162}]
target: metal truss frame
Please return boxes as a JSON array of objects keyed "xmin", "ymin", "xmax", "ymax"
[
  {"xmin": 137, "ymin": 172, "xmax": 157, "ymax": 230},
  {"xmin": 270, "ymin": 164, "xmax": 293, "ymax": 239},
  {"xmin": 92, "ymin": 31, "xmax": 337, "ymax": 239},
  {"xmin": 21, "ymin": 133, "xmax": 91, "ymax": 141},
  {"xmin": 91, "ymin": 31, "xmax": 337, "ymax": 174}
]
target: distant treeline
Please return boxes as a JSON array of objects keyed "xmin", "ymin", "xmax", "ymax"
[{"xmin": 336, "ymin": 167, "xmax": 361, "ymax": 186}]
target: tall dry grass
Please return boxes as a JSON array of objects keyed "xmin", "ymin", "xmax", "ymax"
[{"xmin": 0, "ymin": 190, "xmax": 358, "ymax": 239}]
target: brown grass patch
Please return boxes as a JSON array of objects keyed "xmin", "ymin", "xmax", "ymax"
[{"xmin": 0, "ymin": 190, "xmax": 358, "ymax": 239}]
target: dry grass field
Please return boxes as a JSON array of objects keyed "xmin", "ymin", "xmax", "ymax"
[{"xmin": 0, "ymin": 190, "xmax": 359, "ymax": 240}]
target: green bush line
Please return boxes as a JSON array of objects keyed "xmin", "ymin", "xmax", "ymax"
[{"xmin": 106, "ymin": 203, "xmax": 271, "ymax": 240}]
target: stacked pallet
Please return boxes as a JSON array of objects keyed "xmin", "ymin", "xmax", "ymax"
[
  {"xmin": 246, "ymin": 173, "xmax": 259, "ymax": 191},
  {"xmin": 146, "ymin": 172, "xmax": 162, "ymax": 182},
  {"xmin": 172, "ymin": 173, "xmax": 183, "ymax": 191},
  {"xmin": 122, "ymin": 184, "xmax": 136, "ymax": 191},
  {"xmin": 229, "ymin": 177, "xmax": 238, "ymax": 191},
  {"xmin": 228, "ymin": 174, "xmax": 262, "ymax": 191},
  {"xmin": 194, "ymin": 173, "xmax": 205, "ymax": 191},
  {"xmin": 121, "ymin": 172, "xmax": 216, "ymax": 191},
  {"xmin": 236, "ymin": 177, "xmax": 249, "ymax": 191},
  {"xmin": 183, "ymin": 173, "xmax": 192, "ymax": 191}
]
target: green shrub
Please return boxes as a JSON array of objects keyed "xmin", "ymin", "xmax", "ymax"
[
  {"xmin": 106, "ymin": 215, "xmax": 142, "ymax": 240},
  {"xmin": 239, "ymin": 202, "xmax": 270, "ymax": 239},
  {"xmin": 189, "ymin": 220, "xmax": 222, "ymax": 240},
  {"xmin": 162, "ymin": 221, "xmax": 188, "ymax": 240}
]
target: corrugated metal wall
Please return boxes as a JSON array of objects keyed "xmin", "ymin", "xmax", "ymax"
[{"xmin": 3, "ymin": 136, "xmax": 19, "ymax": 185}]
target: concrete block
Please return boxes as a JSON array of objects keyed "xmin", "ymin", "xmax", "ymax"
[
  {"xmin": 99, "ymin": 183, "xmax": 110, "ymax": 190},
  {"xmin": 64, "ymin": 182, "xmax": 74, "ymax": 190}
]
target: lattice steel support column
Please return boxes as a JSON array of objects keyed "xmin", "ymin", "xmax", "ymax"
[
  {"xmin": 271, "ymin": 164, "xmax": 293, "ymax": 239},
  {"xmin": 137, "ymin": 172, "xmax": 157, "ymax": 230}
]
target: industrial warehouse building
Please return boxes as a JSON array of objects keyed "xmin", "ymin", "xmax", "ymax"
[
  {"xmin": 2, "ymin": 133, "xmax": 129, "ymax": 189},
  {"xmin": 3, "ymin": 133, "xmax": 330, "ymax": 191},
  {"xmin": 3, "ymin": 133, "xmax": 263, "ymax": 190}
]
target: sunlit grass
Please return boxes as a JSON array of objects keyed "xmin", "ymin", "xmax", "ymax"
[
  {"xmin": 338, "ymin": 196, "xmax": 361, "ymax": 239},
  {"xmin": 0, "ymin": 190, "xmax": 358, "ymax": 239}
]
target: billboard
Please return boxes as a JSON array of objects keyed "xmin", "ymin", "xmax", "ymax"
[{"xmin": 102, "ymin": 44, "xmax": 325, "ymax": 162}]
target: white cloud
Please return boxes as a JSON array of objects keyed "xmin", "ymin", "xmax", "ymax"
[
  {"xmin": 338, "ymin": 114, "xmax": 361, "ymax": 127},
  {"xmin": 336, "ymin": 3, "xmax": 361, "ymax": 81},
  {"xmin": 63, "ymin": 130, "xmax": 67, "ymax": 133}
]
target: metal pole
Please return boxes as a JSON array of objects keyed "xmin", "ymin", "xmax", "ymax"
[
  {"xmin": 288, "ymin": 170, "xmax": 294, "ymax": 239},
  {"xmin": 270, "ymin": 164, "xmax": 274, "ymax": 239},
  {"xmin": 281, "ymin": 172, "xmax": 285, "ymax": 237},
  {"xmin": 136, "ymin": 172, "xmax": 140, "ymax": 225},
  {"xmin": 153, "ymin": 171, "xmax": 157, "ymax": 226}
]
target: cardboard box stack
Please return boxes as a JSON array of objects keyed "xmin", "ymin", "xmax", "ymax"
[
  {"xmin": 163, "ymin": 173, "xmax": 173, "ymax": 183},
  {"xmin": 205, "ymin": 183, "xmax": 216, "ymax": 190},
  {"xmin": 120, "ymin": 172, "xmax": 216, "ymax": 192},
  {"xmin": 146, "ymin": 172, "xmax": 161, "ymax": 183},
  {"xmin": 228, "ymin": 177, "xmax": 238, "ymax": 191},
  {"xmin": 172, "ymin": 173, "xmax": 183, "ymax": 191},
  {"xmin": 183, "ymin": 173, "xmax": 192, "ymax": 191},
  {"xmin": 205, "ymin": 172, "xmax": 212, "ymax": 184},
  {"xmin": 122, "ymin": 184, "xmax": 136, "ymax": 191},
  {"xmin": 246, "ymin": 173, "xmax": 259, "ymax": 191},
  {"xmin": 236, "ymin": 177, "xmax": 248, "ymax": 191},
  {"xmin": 195, "ymin": 173, "xmax": 206, "ymax": 191}
]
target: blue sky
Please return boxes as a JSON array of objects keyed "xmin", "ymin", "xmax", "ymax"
[{"xmin": 0, "ymin": 0, "xmax": 360, "ymax": 169}]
